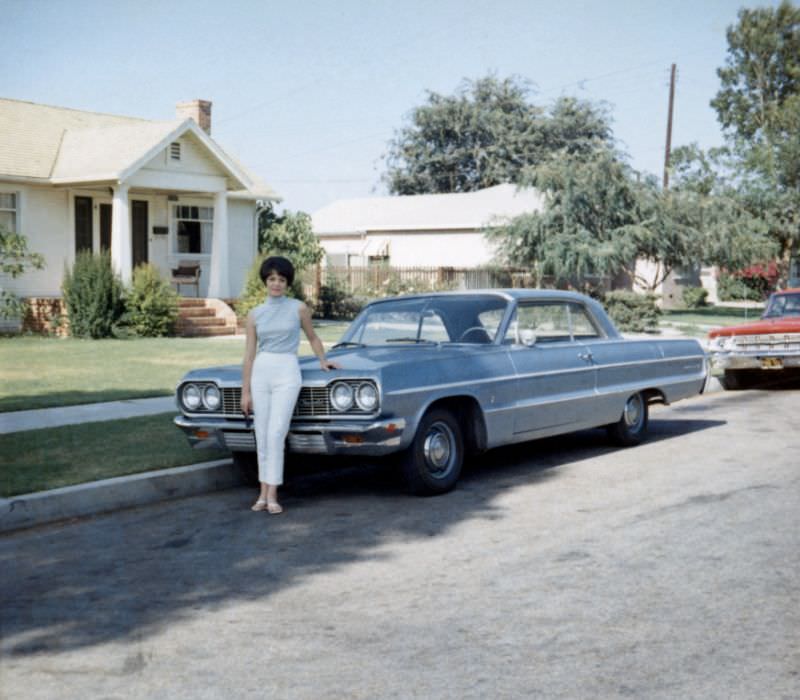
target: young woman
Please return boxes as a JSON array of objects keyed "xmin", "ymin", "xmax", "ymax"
[{"xmin": 240, "ymin": 256, "xmax": 339, "ymax": 514}]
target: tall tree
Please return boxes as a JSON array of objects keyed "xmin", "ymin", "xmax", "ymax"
[
  {"xmin": 668, "ymin": 144, "xmax": 778, "ymax": 273},
  {"xmin": 488, "ymin": 148, "xmax": 701, "ymax": 292},
  {"xmin": 382, "ymin": 76, "xmax": 613, "ymax": 195},
  {"xmin": 258, "ymin": 207, "xmax": 323, "ymax": 272},
  {"xmin": 710, "ymin": 1, "xmax": 800, "ymax": 281}
]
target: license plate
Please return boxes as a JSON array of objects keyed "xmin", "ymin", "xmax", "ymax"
[{"xmin": 760, "ymin": 357, "xmax": 784, "ymax": 370}]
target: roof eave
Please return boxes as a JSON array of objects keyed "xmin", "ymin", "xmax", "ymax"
[{"xmin": 118, "ymin": 120, "xmax": 251, "ymax": 191}]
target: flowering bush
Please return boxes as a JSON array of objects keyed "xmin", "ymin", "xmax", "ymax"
[{"xmin": 717, "ymin": 261, "xmax": 778, "ymax": 301}]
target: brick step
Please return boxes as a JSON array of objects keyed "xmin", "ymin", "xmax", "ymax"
[
  {"xmin": 179, "ymin": 307, "xmax": 216, "ymax": 319},
  {"xmin": 177, "ymin": 316, "xmax": 228, "ymax": 328},
  {"xmin": 178, "ymin": 298, "xmax": 207, "ymax": 307},
  {"xmin": 180, "ymin": 325, "xmax": 237, "ymax": 337}
]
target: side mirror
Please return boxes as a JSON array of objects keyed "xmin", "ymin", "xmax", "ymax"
[{"xmin": 520, "ymin": 329, "xmax": 538, "ymax": 347}]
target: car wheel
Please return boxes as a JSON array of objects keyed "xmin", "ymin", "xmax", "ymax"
[
  {"xmin": 400, "ymin": 408, "xmax": 464, "ymax": 496},
  {"xmin": 606, "ymin": 392, "xmax": 649, "ymax": 446},
  {"xmin": 719, "ymin": 369, "xmax": 748, "ymax": 390},
  {"xmin": 232, "ymin": 451, "xmax": 259, "ymax": 486}
]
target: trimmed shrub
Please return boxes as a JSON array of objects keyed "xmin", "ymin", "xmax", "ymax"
[
  {"xmin": 315, "ymin": 275, "xmax": 364, "ymax": 320},
  {"xmin": 603, "ymin": 290, "xmax": 661, "ymax": 333},
  {"xmin": 125, "ymin": 263, "xmax": 179, "ymax": 337},
  {"xmin": 682, "ymin": 286, "xmax": 708, "ymax": 309},
  {"xmin": 62, "ymin": 251, "xmax": 125, "ymax": 338}
]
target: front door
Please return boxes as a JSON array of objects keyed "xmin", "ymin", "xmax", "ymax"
[
  {"xmin": 74, "ymin": 196, "xmax": 93, "ymax": 254},
  {"xmin": 99, "ymin": 203, "xmax": 112, "ymax": 252},
  {"xmin": 131, "ymin": 200, "xmax": 148, "ymax": 268}
]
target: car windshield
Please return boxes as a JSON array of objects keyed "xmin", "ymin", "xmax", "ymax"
[
  {"xmin": 341, "ymin": 295, "xmax": 509, "ymax": 346},
  {"xmin": 763, "ymin": 292, "xmax": 800, "ymax": 318}
]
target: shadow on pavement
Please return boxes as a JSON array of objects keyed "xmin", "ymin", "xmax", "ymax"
[{"xmin": 0, "ymin": 416, "xmax": 723, "ymax": 657}]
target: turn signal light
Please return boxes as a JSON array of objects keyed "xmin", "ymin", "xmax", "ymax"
[{"xmin": 342, "ymin": 435, "xmax": 364, "ymax": 444}]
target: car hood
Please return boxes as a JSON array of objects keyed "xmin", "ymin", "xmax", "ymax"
[
  {"xmin": 709, "ymin": 317, "xmax": 800, "ymax": 338},
  {"xmin": 180, "ymin": 344, "xmax": 494, "ymax": 385}
]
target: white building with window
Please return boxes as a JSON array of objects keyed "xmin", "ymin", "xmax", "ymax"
[
  {"xmin": 0, "ymin": 97, "xmax": 278, "ymax": 300},
  {"xmin": 311, "ymin": 184, "xmax": 546, "ymax": 268}
]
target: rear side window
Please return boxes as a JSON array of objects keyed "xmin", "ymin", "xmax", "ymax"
[
  {"xmin": 569, "ymin": 303, "xmax": 601, "ymax": 339},
  {"xmin": 504, "ymin": 302, "xmax": 601, "ymax": 344}
]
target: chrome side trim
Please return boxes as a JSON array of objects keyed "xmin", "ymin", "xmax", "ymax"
[{"xmin": 386, "ymin": 353, "xmax": 705, "ymax": 396}]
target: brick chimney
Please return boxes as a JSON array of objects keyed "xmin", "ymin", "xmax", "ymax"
[{"xmin": 176, "ymin": 99, "xmax": 212, "ymax": 135}]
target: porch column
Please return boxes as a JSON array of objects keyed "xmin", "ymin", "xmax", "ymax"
[
  {"xmin": 110, "ymin": 184, "xmax": 132, "ymax": 284},
  {"xmin": 208, "ymin": 190, "xmax": 229, "ymax": 298}
]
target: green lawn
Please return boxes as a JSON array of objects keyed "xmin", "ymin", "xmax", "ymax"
[
  {"xmin": 0, "ymin": 412, "xmax": 229, "ymax": 497},
  {"xmin": 0, "ymin": 323, "xmax": 349, "ymax": 413},
  {"xmin": 659, "ymin": 304, "xmax": 764, "ymax": 338}
]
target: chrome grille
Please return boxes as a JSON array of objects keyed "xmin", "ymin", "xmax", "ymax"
[
  {"xmin": 295, "ymin": 387, "xmax": 330, "ymax": 417},
  {"xmin": 222, "ymin": 387, "xmax": 242, "ymax": 414},
  {"xmin": 219, "ymin": 381, "xmax": 376, "ymax": 419},
  {"xmin": 731, "ymin": 333, "xmax": 800, "ymax": 352}
]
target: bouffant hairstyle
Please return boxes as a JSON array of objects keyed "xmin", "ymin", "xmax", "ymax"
[{"xmin": 259, "ymin": 256, "xmax": 295, "ymax": 286}]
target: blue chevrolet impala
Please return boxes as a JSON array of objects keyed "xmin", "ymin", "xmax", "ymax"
[{"xmin": 175, "ymin": 290, "xmax": 708, "ymax": 495}]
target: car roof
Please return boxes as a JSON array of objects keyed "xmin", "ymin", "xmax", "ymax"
[{"xmin": 364, "ymin": 288, "xmax": 596, "ymax": 304}]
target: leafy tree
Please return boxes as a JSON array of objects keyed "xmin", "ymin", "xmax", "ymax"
[
  {"xmin": 1, "ymin": 225, "xmax": 44, "ymax": 278},
  {"xmin": 710, "ymin": 1, "xmax": 800, "ymax": 281},
  {"xmin": 382, "ymin": 75, "xmax": 613, "ymax": 194},
  {"xmin": 489, "ymin": 148, "xmax": 704, "ymax": 292},
  {"xmin": 258, "ymin": 206, "xmax": 323, "ymax": 273},
  {"xmin": 1, "ymin": 224, "xmax": 45, "ymax": 320}
]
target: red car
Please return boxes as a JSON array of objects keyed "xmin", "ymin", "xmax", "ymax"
[{"xmin": 708, "ymin": 288, "xmax": 800, "ymax": 389}]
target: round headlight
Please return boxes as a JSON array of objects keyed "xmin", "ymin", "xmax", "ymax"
[
  {"xmin": 203, "ymin": 384, "xmax": 221, "ymax": 411},
  {"xmin": 330, "ymin": 382, "xmax": 354, "ymax": 412},
  {"xmin": 355, "ymin": 383, "xmax": 378, "ymax": 412},
  {"xmin": 182, "ymin": 383, "xmax": 202, "ymax": 410}
]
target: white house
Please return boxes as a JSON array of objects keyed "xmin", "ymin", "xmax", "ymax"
[
  {"xmin": 311, "ymin": 184, "xmax": 545, "ymax": 268},
  {"xmin": 0, "ymin": 97, "xmax": 278, "ymax": 302}
]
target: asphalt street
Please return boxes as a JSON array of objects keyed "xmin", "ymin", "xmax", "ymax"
[{"xmin": 1, "ymin": 386, "xmax": 798, "ymax": 699}]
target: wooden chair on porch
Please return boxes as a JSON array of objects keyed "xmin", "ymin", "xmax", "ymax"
[{"xmin": 171, "ymin": 262, "xmax": 202, "ymax": 297}]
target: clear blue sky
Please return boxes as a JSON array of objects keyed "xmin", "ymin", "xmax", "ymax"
[{"xmin": 2, "ymin": 0, "xmax": 778, "ymax": 214}]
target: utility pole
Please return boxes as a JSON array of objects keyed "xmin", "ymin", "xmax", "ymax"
[{"xmin": 663, "ymin": 63, "xmax": 676, "ymax": 190}]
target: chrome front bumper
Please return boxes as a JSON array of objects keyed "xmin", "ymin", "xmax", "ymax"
[
  {"xmin": 173, "ymin": 415, "xmax": 407, "ymax": 456},
  {"xmin": 709, "ymin": 351, "xmax": 800, "ymax": 371}
]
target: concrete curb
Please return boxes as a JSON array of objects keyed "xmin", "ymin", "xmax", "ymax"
[{"xmin": 0, "ymin": 458, "xmax": 244, "ymax": 534}]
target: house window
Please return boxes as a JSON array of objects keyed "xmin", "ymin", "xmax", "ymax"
[
  {"xmin": 368, "ymin": 255, "xmax": 390, "ymax": 267},
  {"xmin": 170, "ymin": 142, "xmax": 181, "ymax": 161},
  {"xmin": 0, "ymin": 192, "xmax": 18, "ymax": 232},
  {"xmin": 172, "ymin": 204, "xmax": 213, "ymax": 254}
]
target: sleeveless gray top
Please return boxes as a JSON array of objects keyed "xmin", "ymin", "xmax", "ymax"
[{"xmin": 252, "ymin": 296, "xmax": 303, "ymax": 354}]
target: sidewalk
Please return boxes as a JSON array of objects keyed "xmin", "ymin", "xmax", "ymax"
[{"xmin": 0, "ymin": 395, "xmax": 176, "ymax": 434}]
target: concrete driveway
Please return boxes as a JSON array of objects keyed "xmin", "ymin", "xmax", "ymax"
[{"xmin": 1, "ymin": 386, "xmax": 798, "ymax": 699}]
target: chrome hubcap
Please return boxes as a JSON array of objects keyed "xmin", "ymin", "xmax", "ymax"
[
  {"xmin": 624, "ymin": 394, "xmax": 644, "ymax": 429},
  {"xmin": 423, "ymin": 422, "xmax": 455, "ymax": 477}
]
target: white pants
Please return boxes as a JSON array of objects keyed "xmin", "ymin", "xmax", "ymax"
[{"xmin": 250, "ymin": 352, "xmax": 302, "ymax": 485}]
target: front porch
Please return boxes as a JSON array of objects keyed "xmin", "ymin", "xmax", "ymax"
[{"xmin": 21, "ymin": 296, "xmax": 242, "ymax": 338}]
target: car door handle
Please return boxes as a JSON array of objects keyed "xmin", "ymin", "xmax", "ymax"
[{"xmin": 578, "ymin": 351, "xmax": 593, "ymax": 362}]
